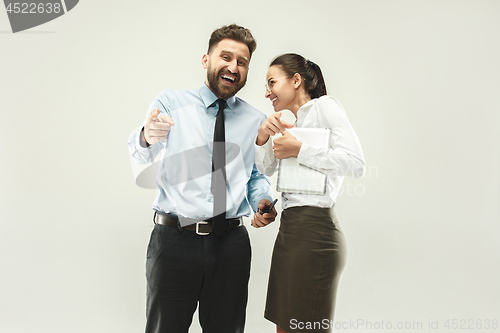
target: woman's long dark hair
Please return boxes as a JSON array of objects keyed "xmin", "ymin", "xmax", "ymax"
[{"xmin": 270, "ymin": 53, "xmax": 327, "ymax": 99}]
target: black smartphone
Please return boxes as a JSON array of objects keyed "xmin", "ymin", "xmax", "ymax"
[{"xmin": 259, "ymin": 199, "xmax": 278, "ymax": 214}]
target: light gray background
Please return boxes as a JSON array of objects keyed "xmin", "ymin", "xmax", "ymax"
[{"xmin": 1, "ymin": 1, "xmax": 499, "ymax": 332}]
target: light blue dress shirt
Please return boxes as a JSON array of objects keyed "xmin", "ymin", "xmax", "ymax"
[{"xmin": 128, "ymin": 83, "xmax": 272, "ymax": 220}]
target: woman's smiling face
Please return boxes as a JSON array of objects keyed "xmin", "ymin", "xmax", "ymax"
[{"xmin": 265, "ymin": 65, "xmax": 296, "ymax": 112}]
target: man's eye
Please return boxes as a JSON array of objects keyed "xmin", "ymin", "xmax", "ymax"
[{"xmin": 222, "ymin": 55, "xmax": 229, "ymax": 61}]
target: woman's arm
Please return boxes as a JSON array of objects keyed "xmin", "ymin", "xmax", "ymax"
[
  {"xmin": 254, "ymin": 112, "xmax": 293, "ymax": 176},
  {"xmin": 255, "ymin": 136, "xmax": 279, "ymax": 176}
]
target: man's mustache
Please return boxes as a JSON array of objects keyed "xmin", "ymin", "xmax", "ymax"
[{"xmin": 219, "ymin": 69, "xmax": 240, "ymax": 82}]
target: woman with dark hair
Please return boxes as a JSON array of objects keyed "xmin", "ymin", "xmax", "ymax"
[{"xmin": 252, "ymin": 53, "xmax": 366, "ymax": 333}]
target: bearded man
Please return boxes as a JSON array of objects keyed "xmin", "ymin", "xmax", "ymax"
[{"xmin": 128, "ymin": 24, "xmax": 277, "ymax": 333}]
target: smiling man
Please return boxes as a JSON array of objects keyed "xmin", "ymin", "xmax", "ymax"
[
  {"xmin": 128, "ymin": 24, "xmax": 277, "ymax": 333},
  {"xmin": 204, "ymin": 39, "xmax": 249, "ymax": 99}
]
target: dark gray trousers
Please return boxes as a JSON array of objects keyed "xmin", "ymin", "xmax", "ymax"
[{"xmin": 145, "ymin": 223, "xmax": 251, "ymax": 333}]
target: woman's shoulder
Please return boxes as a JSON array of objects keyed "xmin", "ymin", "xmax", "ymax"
[
  {"xmin": 311, "ymin": 95, "xmax": 346, "ymax": 116},
  {"xmin": 315, "ymin": 95, "xmax": 344, "ymax": 107}
]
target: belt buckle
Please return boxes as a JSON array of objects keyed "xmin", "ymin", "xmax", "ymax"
[{"xmin": 195, "ymin": 221, "xmax": 210, "ymax": 235}]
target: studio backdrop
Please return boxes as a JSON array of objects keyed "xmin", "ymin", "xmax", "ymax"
[{"xmin": 1, "ymin": 1, "xmax": 499, "ymax": 332}]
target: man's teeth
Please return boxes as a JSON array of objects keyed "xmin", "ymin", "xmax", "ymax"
[
  {"xmin": 221, "ymin": 75, "xmax": 235, "ymax": 82},
  {"xmin": 271, "ymin": 97, "xmax": 278, "ymax": 103}
]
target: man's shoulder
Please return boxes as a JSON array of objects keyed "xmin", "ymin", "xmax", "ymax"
[
  {"xmin": 152, "ymin": 88, "xmax": 203, "ymax": 110},
  {"xmin": 155, "ymin": 88, "xmax": 201, "ymax": 100},
  {"xmin": 233, "ymin": 96, "xmax": 266, "ymax": 120}
]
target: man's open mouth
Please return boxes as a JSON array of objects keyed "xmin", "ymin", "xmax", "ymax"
[{"xmin": 221, "ymin": 74, "xmax": 237, "ymax": 84}]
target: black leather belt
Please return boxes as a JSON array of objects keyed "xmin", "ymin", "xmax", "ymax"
[{"xmin": 154, "ymin": 211, "xmax": 242, "ymax": 235}]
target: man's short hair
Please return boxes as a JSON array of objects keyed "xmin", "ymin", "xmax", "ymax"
[{"xmin": 207, "ymin": 24, "xmax": 257, "ymax": 57}]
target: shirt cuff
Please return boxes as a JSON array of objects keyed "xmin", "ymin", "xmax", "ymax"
[
  {"xmin": 255, "ymin": 136, "xmax": 273, "ymax": 158},
  {"xmin": 136, "ymin": 128, "xmax": 148, "ymax": 147},
  {"xmin": 255, "ymin": 137, "xmax": 277, "ymax": 176},
  {"xmin": 134, "ymin": 128, "xmax": 157, "ymax": 160},
  {"xmin": 297, "ymin": 142, "xmax": 318, "ymax": 167}
]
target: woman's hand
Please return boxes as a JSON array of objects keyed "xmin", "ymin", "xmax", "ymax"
[
  {"xmin": 272, "ymin": 130, "xmax": 302, "ymax": 159},
  {"xmin": 256, "ymin": 112, "xmax": 294, "ymax": 146}
]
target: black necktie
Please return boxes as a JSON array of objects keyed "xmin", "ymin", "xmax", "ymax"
[{"xmin": 211, "ymin": 99, "xmax": 227, "ymax": 236}]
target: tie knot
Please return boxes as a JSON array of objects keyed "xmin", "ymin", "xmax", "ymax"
[{"xmin": 217, "ymin": 99, "xmax": 226, "ymax": 112}]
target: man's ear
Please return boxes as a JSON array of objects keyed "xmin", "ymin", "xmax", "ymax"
[{"xmin": 201, "ymin": 54, "xmax": 209, "ymax": 69}]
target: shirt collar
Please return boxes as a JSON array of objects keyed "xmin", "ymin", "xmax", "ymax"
[
  {"xmin": 199, "ymin": 83, "xmax": 237, "ymax": 114},
  {"xmin": 297, "ymin": 98, "xmax": 315, "ymax": 119}
]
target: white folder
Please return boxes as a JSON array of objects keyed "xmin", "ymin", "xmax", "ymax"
[{"xmin": 276, "ymin": 128, "xmax": 331, "ymax": 195}]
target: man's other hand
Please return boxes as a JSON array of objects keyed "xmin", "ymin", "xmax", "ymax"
[{"xmin": 251, "ymin": 199, "xmax": 278, "ymax": 228}]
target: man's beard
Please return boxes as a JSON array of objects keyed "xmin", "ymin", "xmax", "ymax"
[{"xmin": 206, "ymin": 63, "xmax": 246, "ymax": 99}]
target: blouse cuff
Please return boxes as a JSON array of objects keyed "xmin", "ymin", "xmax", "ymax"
[
  {"xmin": 255, "ymin": 136, "xmax": 273, "ymax": 157},
  {"xmin": 297, "ymin": 143, "xmax": 318, "ymax": 167},
  {"xmin": 255, "ymin": 136, "xmax": 277, "ymax": 176}
]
